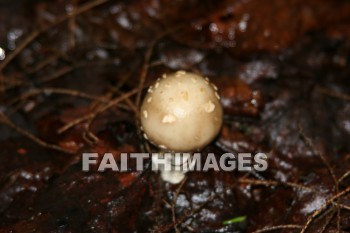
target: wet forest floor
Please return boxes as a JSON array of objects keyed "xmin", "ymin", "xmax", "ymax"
[{"xmin": 0, "ymin": 0, "xmax": 350, "ymax": 232}]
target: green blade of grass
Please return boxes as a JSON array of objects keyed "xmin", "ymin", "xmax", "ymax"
[{"xmin": 223, "ymin": 216, "xmax": 247, "ymax": 225}]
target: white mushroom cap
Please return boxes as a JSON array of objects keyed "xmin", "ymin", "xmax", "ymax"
[{"xmin": 141, "ymin": 71, "xmax": 223, "ymax": 152}]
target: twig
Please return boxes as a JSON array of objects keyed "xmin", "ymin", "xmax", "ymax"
[
  {"xmin": 0, "ymin": 0, "xmax": 109, "ymax": 71},
  {"xmin": 152, "ymin": 194, "xmax": 216, "ymax": 233},
  {"xmin": 9, "ymin": 87, "xmax": 109, "ymax": 106},
  {"xmin": 26, "ymin": 53, "xmax": 63, "ymax": 74},
  {"xmin": 134, "ymin": 24, "xmax": 184, "ymax": 110},
  {"xmin": 2, "ymin": 66, "xmax": 74, "ymax": 92},
  {"xmin": 134, "ymin": 25, "xmax": 185, "ymax": 151},
  {"xmin": 81, "ymin": 89, "xmax": 116, "ymax": 145},
  {"xmin": 338, "ymin": 170, "xmax": 350, "ymax": 184},
  {"xmin": 0, "ymin": 112, "xmax": 74, "ymax": 154},
  {"xmin": 335, "ymin": 202, "xmax": 350, "ymax": 211},
  {"xmin": 252, "ymin": 224, "xmax": 303, "ymax": 233},
  {"xmin": 81, "ymin": 90, "xmax": 139, "ymax": 145},
  {"xmin": 0, "ymin": 30, "xmax": 40, "ymax": 71},
  {"xmin": 36, "ymin": 66, "xmax": 74, "ymax": 84},
  {"xmin": 238, "ymin": 178, "xmax": 313, "ymax": 191},
  {"xmin": 171, "ymin": 178, "xmax": 187, "ymax": 233},
  {"xmin": 68, "ymin": 0, "xmax": 77, "ymax": 49},
  {"xmin": 300, "ymin": 186, "xmax": 350, "ymax": 233},
  {"xmin": 316, "ymin": 86, "xmax": 350, "ymax": 101},
  {"xmin": 319, "ymin": 208, "xmax": 336, "ymax": 233},
  {"xmin": 57, "ymin": 88, "xmax": 139, "ymax": 134},
  {"xmin": 298, "ymin": 125, "xmax": 341, "ymax": 231}
]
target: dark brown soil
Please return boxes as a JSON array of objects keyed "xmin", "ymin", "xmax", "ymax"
[{"xmin": 0, "ymin": 0, "xmax": 350, "ymax": 232}]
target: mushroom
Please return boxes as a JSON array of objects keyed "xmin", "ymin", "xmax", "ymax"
[{"xmin": 140, "ymin": 70, "xmax": 223, "ymax": 183}]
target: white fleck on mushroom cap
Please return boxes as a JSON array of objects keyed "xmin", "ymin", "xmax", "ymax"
[{"xmin": 141, "ymin": 71, "xmax": 223, "ymax": 152}]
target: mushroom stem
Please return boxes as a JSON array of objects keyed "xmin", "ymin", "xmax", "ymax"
[{"xmin": 151, "ymin": 151, "xmax": 194, "ymax": 184}]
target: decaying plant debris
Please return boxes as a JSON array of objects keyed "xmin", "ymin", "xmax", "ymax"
[{"xmin": 0, "ymin": 0, "xmax": 350, "ymax": 232}]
